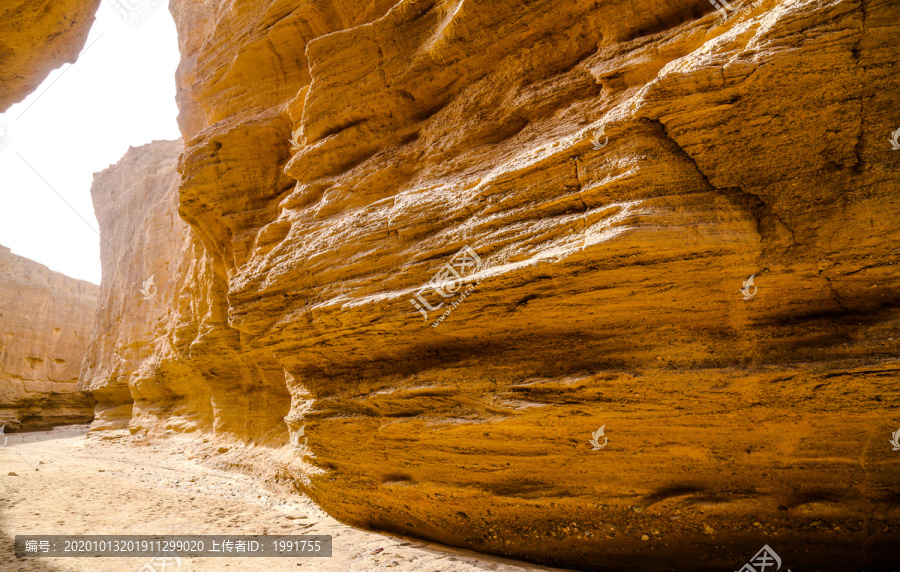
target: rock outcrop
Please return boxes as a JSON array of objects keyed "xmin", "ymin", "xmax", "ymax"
[
  {"xmin": 0, "ymin": 245, "xmax": 98, "ymax": 431},
  {"xmin": 79, "ymin": 139, "xmax": 187, "ymax": 431},
  {"xmin": 0, "ymin": 0, "xmax": 101, "ymax": 112},
  {"xmin": 83, "ymin": 0, "xmax": 900, "ymax": 569},
  {"xmin": 80, "ymin": 138, "xmax": 293, "ymax": 436}
]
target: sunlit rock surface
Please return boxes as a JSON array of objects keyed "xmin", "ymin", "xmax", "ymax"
[
  {"xmin": 0, "ymin": 0, "xmax": 100, "ymax": 112},
  {"xmin": 0, "ymin": 245, "xmax": 97, "ymax": 431},
  {"xmin": 85, "ymin": 0, "xmax": 900, "ymax": 568}
]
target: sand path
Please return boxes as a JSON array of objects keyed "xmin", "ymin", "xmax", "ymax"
[{"xmin": 0, "ymin": 426, "xmax": 571, "ymax": 572}]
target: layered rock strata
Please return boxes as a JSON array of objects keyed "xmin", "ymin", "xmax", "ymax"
[
  {"xmin": 0, "ymin": 0, "xmax": 101, "ymax": 112},
  {"xmin": 83, "ymin": 0, "xmax": 900, "ymax": 569},
  {"xmin": 80, "ymin": 139, "xmax": 293, "ymax": 436},
  {"xmin": 80, "ymin": 139, "xmax": 184, "ymax": 431},
  {"xmin": 0, "ymin": 245, "xmax": 98, "ymax": 431}
]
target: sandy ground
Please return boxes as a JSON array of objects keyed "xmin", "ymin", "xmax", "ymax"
[{"xmin": 0, "ymin": 426, "xmax": 571, "ymax": 572}]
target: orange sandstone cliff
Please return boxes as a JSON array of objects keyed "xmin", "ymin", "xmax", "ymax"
[
  {"xmin": 0, "ymin": 0, "xmax": 101, "ymax": 112},
  {"xmin": 81, "ymin": 138, "xmax": 293, "ymax": 436},
  {"xmin": 82, "ymin": 0, "xmax": 900, "ymax": 569},
  {"xmin": 0, "ymin": 246, "xmax": 97, "ymax": 431}
]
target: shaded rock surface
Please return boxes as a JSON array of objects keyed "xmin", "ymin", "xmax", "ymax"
[
  {"xmin": 0, "ymin": 245, "xmax": 97, "ymax": 431},
  {"xmin": 84, "ymin": 0, "xmax": 900, "ymax": 569},
  {"xmin": 0, "ymin": 0, "xmax": 101, "ymax": 112}
]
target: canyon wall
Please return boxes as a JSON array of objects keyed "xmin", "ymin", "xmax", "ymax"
[
  {"xmin": 80, "ymin": 138, "xmax": 292, "ymax": 436},
  {"xmin": 0, "ymin": 245, "xmax": 97, "ymax": 431},
  {"xmin": 82, "ymin": 0, "xmax": 900, "ymax": 569},
  {"xmin": 79, "ymin": 139, "xmax": 188, "ymax": 431},
  {"xmin": 0, "ymin": 0, "xmax": 100, "ymax": 112}
]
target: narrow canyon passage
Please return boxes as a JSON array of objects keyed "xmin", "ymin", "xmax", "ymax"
[
  {"xmin": 0, "ymin": 427, "xmax": 566, "ymax": 572},
  {"xmin": 2, "ymin": 0, "xmax": 899, "ymax": 569}
]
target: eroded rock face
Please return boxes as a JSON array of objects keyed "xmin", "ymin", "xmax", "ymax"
[
  {"xmin": 88, "ymin": 0, "xmax": 900, "ymax": 568},
  {"xmin": 0, "ymin": 0, "xmax": 101, "ymax": 112},
  {"xmin": 0, "ymin": 246, "xmax": 98, "ymax": 431},
  {"xmin": 81, "ymin": 139, "xmax": 293, "ymax": 436},
  {"xmin": 80, "ymin": 139, "xmax": 185, "ymax": 430}
]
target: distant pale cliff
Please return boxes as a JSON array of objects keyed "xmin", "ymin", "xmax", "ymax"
[
  {"xmin": 0, "ymin": 246, "xmax": 97, "ymax": 431},
  {"xmin": 79, "ymin": 139, "xmax": 189, "ymax": 431},
  {"xmin": 80, "ymin": 138, "xmax": 291, "ymax": 436}
]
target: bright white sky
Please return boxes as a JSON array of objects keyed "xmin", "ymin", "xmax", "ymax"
[{"xmin": 0, "ymin": 1, "xmax": 181, "ymax": 285}]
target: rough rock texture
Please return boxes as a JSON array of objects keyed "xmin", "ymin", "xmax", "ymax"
[
  {"xmin": 0, "ymin": 0, "xmax": 101, "ymax": 112},
  {"xmin": 80, "ymin": 139, "xmax": 186, "ymax": 430},
  {"xmin": 85, "ymin": 0, "xmax": 900, "ymax": 569},
  {"xmin": 81, "ymin": 138, "xmax": 292, "ymax": 437},
  {"xmin": 0, "ymin": 245, "xmax": 98, "ymax": 431}
]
